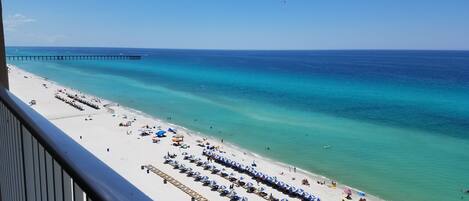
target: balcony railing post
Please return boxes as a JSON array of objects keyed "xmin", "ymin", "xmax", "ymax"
[{"xmin": 0, "ymin": 0, "xmax": 9, "ymax": 90}]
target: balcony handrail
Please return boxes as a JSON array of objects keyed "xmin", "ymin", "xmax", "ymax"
[{"xmin": 0, "ymin": 88, "xmax": 152, "ymax": 201}]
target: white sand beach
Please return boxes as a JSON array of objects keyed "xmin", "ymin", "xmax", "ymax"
[{"xmin": 8, "ymin": 64, "xmax": 382, "ymax": 201}]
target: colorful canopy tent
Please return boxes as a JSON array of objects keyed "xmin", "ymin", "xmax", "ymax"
[{"xmin": 155, "ymin": 130, "xmax": 166, "ymax": 137}]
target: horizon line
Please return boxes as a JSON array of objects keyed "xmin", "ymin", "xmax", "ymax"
[{"xmin": 5, "ymin": 45, "xmax": 469, "ymax": 52}]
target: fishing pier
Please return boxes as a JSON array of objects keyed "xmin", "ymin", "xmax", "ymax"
[{"xmin": 6, "ymin": 55, "xmax": 142, "ymax": 61}]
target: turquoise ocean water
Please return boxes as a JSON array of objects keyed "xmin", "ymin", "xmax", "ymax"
[{"xmin": 7, "ymin": 47, "xmax": 469, "ymax": 201}]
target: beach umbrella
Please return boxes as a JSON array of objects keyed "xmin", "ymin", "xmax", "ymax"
[
  {"xmin": 266, "ymin": 176, "xmax": 274, "ymax": 183},
  {"xmin": 220, "ymin": 171, "xmax": 228, "ymax": 177},
  {"xmin": 228, "ymin": 173, "xmax": 237, "ymax": 181},
  {"xmin": 211, "ymin": 167, "xmax": 219, "ymax": 172},
  {"xmin": 260, "ymin": 173, "xmax": 266, "ymax": 180},
  {"xmin": 279, "ymin": 183, "xmax": 287, "ymax": 190},
  {"xmin": 344, "ymin": 187, "xmax": 352, "ymax": 195},
  {"xmin": 230, "ymin": 193, "xmax": 240, "ymax": 200},
  {"xmin": 204, "ymin": 164, "xmax": 212, "ymax": 169},
  {"xmin": 155, "ymin": 130, "xmax": 166, "ymax": 137},
  {"xmin": 276, "ymin": 181, "xmax": 283, "ymax": 187},
  {"xmin": 163, "ymin": 156, "xmax": 172, "ymax": 162},
  {"xmin": 246, "ymin": 182, "xmax": 253, "ymax": 188},
  {"xmin": 310, "ymin": 195, "xmax": 319, "ymax": 201},
  {"xmin": 308, "ymin": 195, "xmax": 318, "ymax": 201},
  {"xmin": 171, "ymin": 138, "xmax": 182, "ymax": 142},
  {"xmin": 174, "ymin": 133, "xmax": 184, "ymax": 138},
  {"xmin": 280, "ymin": 199, "xmax": 289, "ymax": 201},
  {"xmin": 288, "ymin": 187, "xmax": 297, "ymax": 194},
  {"xmin": 258, "ymin": 187, "xmax": 265, "ymax": 192},
  {"xmin": 202, "ymin": 177, "xmax": 210, "ymax": 184},
  {"xmin": 168, "ymin": 160, "xmax": 176, "ymax": 166},
  {"xmin": 209, "ymin": 180, "xmax": 217, "ymax": 187},
  {"xmin": 188, "ymin": 155, "xmax": 195, "ymax": 160},
  {"xmin": 195, "ymin": 175, "xmax": 203, "ymax": 180},
  {"xmin": 187, "ymin": 169, "xmax": 194, "ymax": 175},
  {"xmin": 229, "ymin": 160, "xmax": 236, "ymax": 166},
  {"xmin": 203, "ymin": 179, "xmax": 212, "ymax": 185},
  {"xmin": 296, "ymin": 188, "xmax": 305, "ymax": 195}
]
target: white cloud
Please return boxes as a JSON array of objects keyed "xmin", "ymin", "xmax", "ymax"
[{"xmin": 4, "ymin": 14, "xmax": 36, "ymax": 31}]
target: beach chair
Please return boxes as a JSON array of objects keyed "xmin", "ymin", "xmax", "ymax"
[{"xmin": 195, "ymin": 174, "xmax": 203, "ymax": 181}]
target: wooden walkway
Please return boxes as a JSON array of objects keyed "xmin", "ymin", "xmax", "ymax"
[{"xmin": 144, "ymin": 165, "xmax": 209, "ymax": 201}]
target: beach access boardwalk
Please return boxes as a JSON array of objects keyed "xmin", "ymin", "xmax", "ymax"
[
  {"xmin": 6, "ymin": 55, "xmax": 142, "ymax": 61},
  {"xmin": 144, "ymin": 164, "xmax": 209, "ymax": 201}
]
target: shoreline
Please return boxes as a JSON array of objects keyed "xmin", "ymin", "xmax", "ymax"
[{"xmin": 8, "ymin": 63, "xmax": 383, "ymax": 201}]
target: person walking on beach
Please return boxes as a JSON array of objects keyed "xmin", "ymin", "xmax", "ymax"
[{"xmin": 294, "ymin": 167, "xmax": 296, "ymax": 173}]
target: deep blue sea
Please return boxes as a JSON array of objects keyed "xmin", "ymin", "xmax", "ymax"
[{"xmin": 7, "ymin": 47, "xmax": 469, "ymax": 201}]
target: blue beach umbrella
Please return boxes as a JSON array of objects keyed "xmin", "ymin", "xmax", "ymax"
[
  {"xmin": 155, "ymin": 130, "xmax": 166, "ymax": 137},
  {"xmin": 296, "ymin": 189, "xmax": 305, "ymax": 196},
  {"xmin": 288, "ymin": 186, "xmax": 297, "ymax": 194},
  {"xmin": 308, "ymin": 195, "xmax": 319, "ymax": 201},
  {"xmin": 168, "ymin": 127, "xmax": 177, "ymax": 133}
]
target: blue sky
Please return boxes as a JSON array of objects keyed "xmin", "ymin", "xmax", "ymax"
[{"xmin": 3, "ymin": 0, "xmax": 469, "ymax": 50}]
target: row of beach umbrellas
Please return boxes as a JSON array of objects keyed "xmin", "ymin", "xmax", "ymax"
[
  {"xmin": 164, "ymin": 156, "xmax": 248, "ymax": 201},
  {"xmin": 203, "ymin": 149, "xmax": 320, "ymax": 201},
  {"xmin": 184, "ymin": 154, "xmax": 298, "ymax": 201}
]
